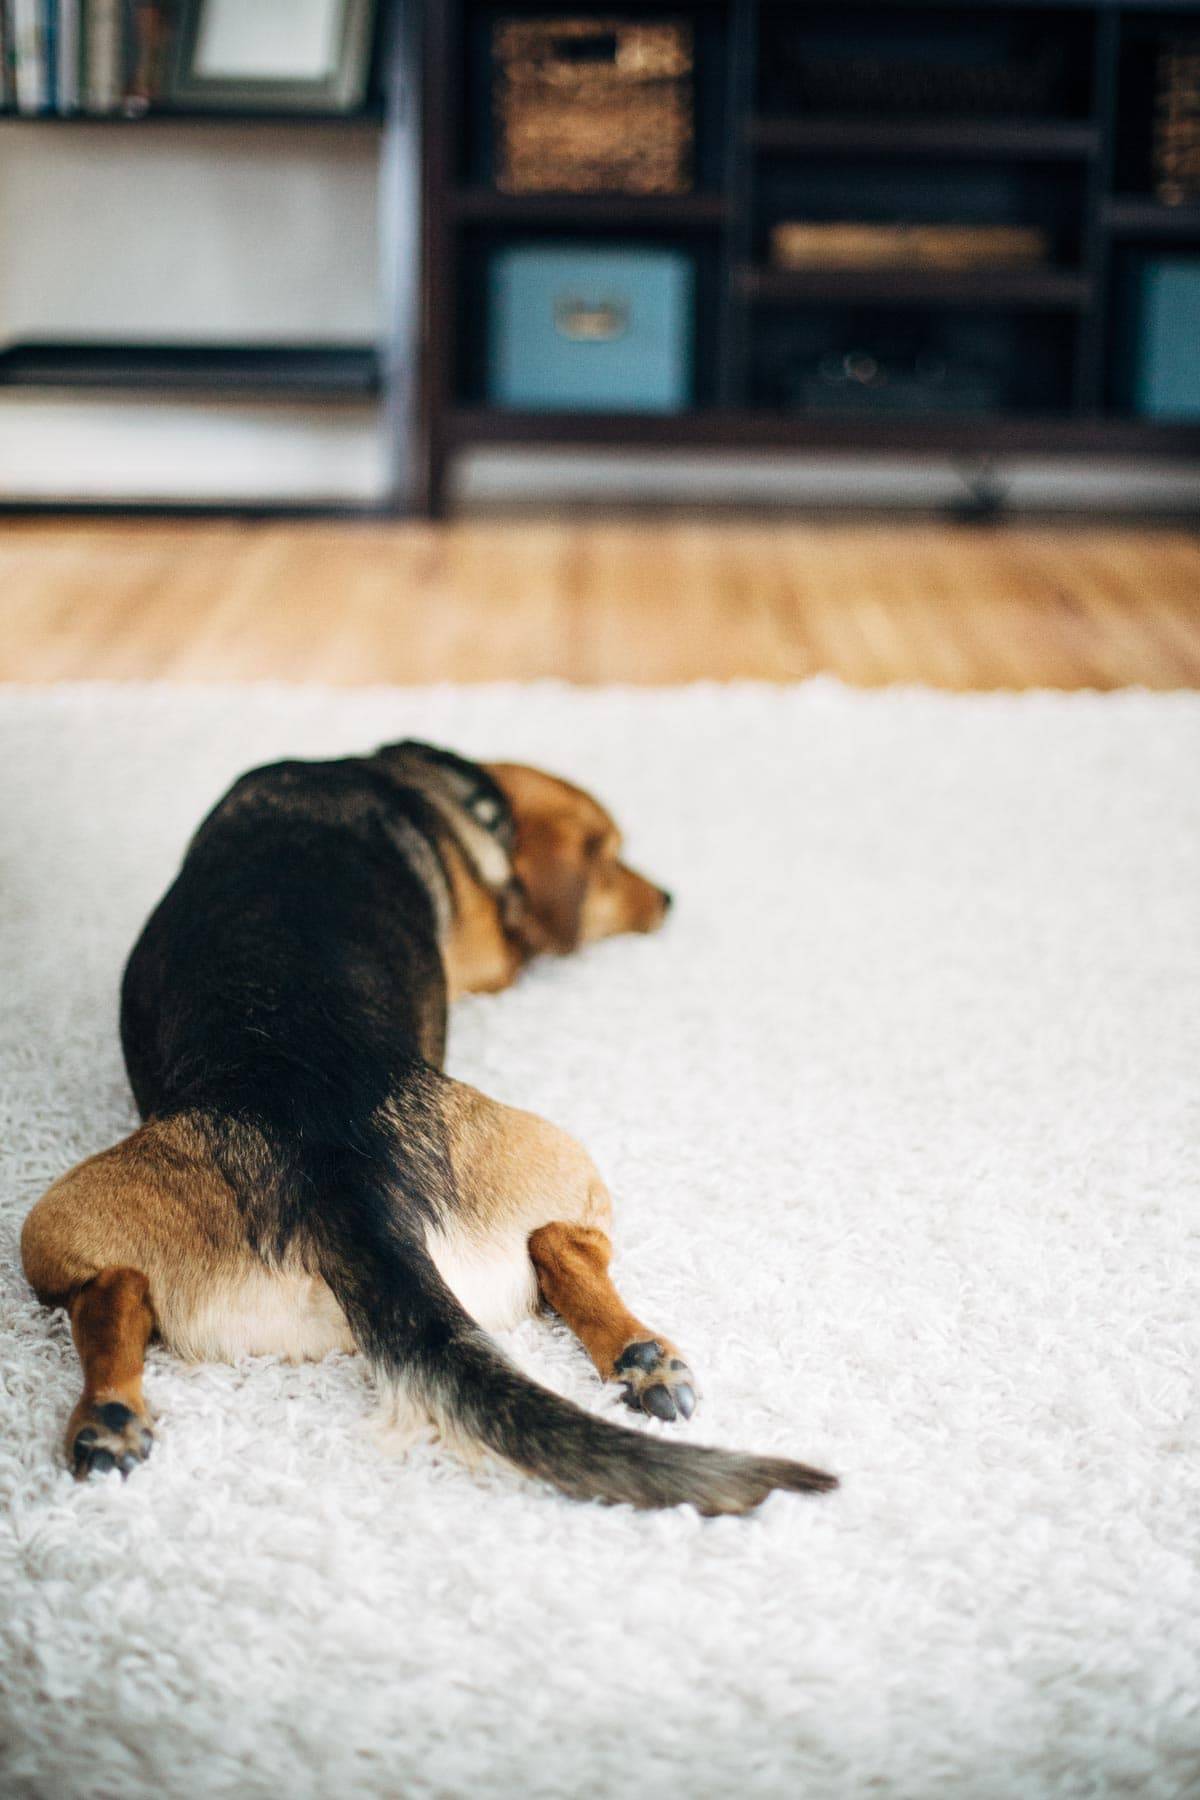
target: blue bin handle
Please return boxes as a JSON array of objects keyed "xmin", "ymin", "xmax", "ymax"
[{"xmin": 553, "ymin": 297, "xmax": 630, "ymax": 342}]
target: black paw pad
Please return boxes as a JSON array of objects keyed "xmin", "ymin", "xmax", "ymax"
[
  {"xmin": 69, "ymin": 1405, "xmax": 154, "ymax": 1481},
  {"xmin": 615, "ymin": 1337, "xmax": 699, "ymax": 1423},
  {"xmin": 96, "ymin": 1401, "xmax": 135, "ymax": 1432},
  {"xmin": 614, "ymin": 1340, "xmax": 663, "ymax": 1375},
  {"xmin": 73, "ymin": 1433, "xmax": 117, "ymax": 1477}
]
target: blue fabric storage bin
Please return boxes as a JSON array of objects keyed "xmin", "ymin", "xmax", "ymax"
[
  {"xmin": 1130, "ymin": 257, "xmax": 1200, "ymax": 421},
  {"xmin": 488, "ymin": 245, "xmax": 693, "ymax": 412}
]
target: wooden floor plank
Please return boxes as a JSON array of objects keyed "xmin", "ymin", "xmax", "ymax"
[{"xmin": 0, "ymin": 516, "xmax": 1196, "ymax": 690}]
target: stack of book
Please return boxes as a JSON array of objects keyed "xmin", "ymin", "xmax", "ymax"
[
  {"xmin": 770, "ymin": 222, "xmax": 1050, "ymax": 273},
  {"xmin": 1, "ymin": 1, "xmax": 172, "ymax": 116}
]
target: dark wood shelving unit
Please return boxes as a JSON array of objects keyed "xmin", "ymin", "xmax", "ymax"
[
  {"xmin": 4, "ymin": 1, "xmax": 1199, "ymax": 514},
  {"xmin": 422, "ymin": 0, "xmax": 1200, "ymax": 515}
]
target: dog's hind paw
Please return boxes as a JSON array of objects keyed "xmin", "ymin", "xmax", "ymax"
[
  {"xmin": 614, "ymin": 1338, "xmax": 697, "ymax": 1423},
  {"xmin": 68, "ymin": 1399, "xmax": 154, "ymax": 1480}
]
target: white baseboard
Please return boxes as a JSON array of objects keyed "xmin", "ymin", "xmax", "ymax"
[{"xmin": 455, "ymin": 447, "xmax": 1200, "ymax": 514}]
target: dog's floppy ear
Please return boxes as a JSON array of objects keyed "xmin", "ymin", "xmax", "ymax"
[{"xmin": 507, "ymin": 814, "xmax": 588, "ymax": 954}]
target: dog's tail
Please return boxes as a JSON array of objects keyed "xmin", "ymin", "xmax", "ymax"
[{"xmin": 311, "ymin": 1188, "xmax": 836, "ymax": 1516}]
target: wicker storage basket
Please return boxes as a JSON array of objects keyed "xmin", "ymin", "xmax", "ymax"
[
  {"xmin": 493, "ymin": 18, "xmax": 693, "ymax": 195},
  {"xmin": 1154, "ymin": 38, "xmax": 1200, "ymax": 206}
]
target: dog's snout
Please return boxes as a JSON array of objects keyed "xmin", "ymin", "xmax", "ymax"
[{"xmin": 660, "ymin": 888, "xmax": 674, "ymax": 915}]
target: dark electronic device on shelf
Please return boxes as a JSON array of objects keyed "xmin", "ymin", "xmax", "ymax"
[{"xmin": 787, "ymin": 343, "xmax": 1004, "ymax": 417}]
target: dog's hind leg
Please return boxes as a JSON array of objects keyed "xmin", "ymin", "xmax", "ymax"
[
  {"xmin": 528, "ymin": 1220, "xmax": 698, "ymax": 1424},
  {"xmin": 64, "ymin": 1268, "xmax": 156, "ymax": 1477},
  {"xmin": 22, "ymin": 1155, "xmax": 161, "ymax": 1478},
  {"xmin": 20, "ymin": 1113, "xmax": 257, "ymax": 1478},
  {"xmin": 433, "ymin": 1079, "xmax": 699, "ymax": 1421}
]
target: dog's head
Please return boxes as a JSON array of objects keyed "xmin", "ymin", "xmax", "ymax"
[
  {"xmin": 376, "ymin": 741, "xmax": 670, "ymax": 978},
  {"xmin": 486, "ymin": 761, "xmax": 671, "ymax": 956}
]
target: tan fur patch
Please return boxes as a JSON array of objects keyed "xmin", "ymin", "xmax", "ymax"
[
  {"xmin": 409, "ymin": 1077, "xmax": 621, "ymax": 1345},
  {"xmin": 440, "ymin": 839, "xmax": 523, "ymax": 1000},
  {"xmin": 166, "ymin": 1267, "xmax": 355, "ymax": 1364},
  {"xmin": 21, "ymin": 1115, "xmax": 243, "ymax": 1314},
  {"xmin": 438, "ymin": 1078, "xmax": 613, "ymax": 1239},
  {"xmin": 20, "ymin": 1114, "xmax": 354, "ymax": 1366},
  {"xmin": 423, "ymin": 1220, "xmax": 540, "ymax": 1333},
  {"xmin": 69, "ymin": 1266, "xmax": 154, "ymax": 1410}
]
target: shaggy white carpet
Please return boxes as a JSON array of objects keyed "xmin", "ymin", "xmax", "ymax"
[{"xmin": 1, "ymin": 682, "xmax": 1198, "ymax": 1800}]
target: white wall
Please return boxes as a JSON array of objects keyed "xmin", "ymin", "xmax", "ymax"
[
  {"xmin": 0, "ymin": 122, "xmax": 382, "ymax": 343},
  {"xmin": 0, "ymin": 122, "xmax": 386, "ymax": 502}
]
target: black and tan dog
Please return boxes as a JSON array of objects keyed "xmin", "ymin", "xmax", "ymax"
[{"xmin": 22, "ymin": 741, "xmax": 836, "ymax": 1513}]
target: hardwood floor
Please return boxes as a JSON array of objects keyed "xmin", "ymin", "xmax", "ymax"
[{"xmin": 1, "ymin": 515, "xmax": 1198, "ymax": 688}]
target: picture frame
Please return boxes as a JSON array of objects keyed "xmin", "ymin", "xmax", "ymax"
[{"xmin": 170, "ymin": 0, "xmax": 377, "ymax": 114}]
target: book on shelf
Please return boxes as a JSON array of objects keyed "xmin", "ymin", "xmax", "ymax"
[
  {"xmin": 769, "ymin": 222, "xmax": 1051, "ymax": 274},
  {"xmin": 0, "ymin": 5, "xmax": 11, "ymax": 110},
  {"xmin": 11, "ymin": 0, "xmax": 48, "ymax": 113},
  {"xmin": 43, "ymin": 0, "xmax": 57, "ymax": 111},
  {"xmin": 57, "ymin": 0, "xmax": 78, "ymax": 110},
  {"xmin": 124, "ymin": 0, "xmax": 172, "ymax": 114},
  {"xmin": 0, "ymin": 1, "xmax": 172, "ymax": 116},
  {"xmin": 83, "ymin": 0, "xmax": 123, "ymax": 112}
]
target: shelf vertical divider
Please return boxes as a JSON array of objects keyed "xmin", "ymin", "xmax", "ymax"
[
  {"xmin": 718, "ymin": 0, "xmax": 757, "ymax": 407},
  {"xmin": 378, "ymin": 0, "xmax": 426, "ymax": 513},
  {"xmin": 418, "ymin": 0, "xmax": 460, "ymax": 515},
  {"xmin": 1075, "ymin": 6, "xmax": 1121, "ymax": 414}
]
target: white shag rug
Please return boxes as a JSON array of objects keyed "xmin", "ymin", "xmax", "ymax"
[{"xmin": 1, "ymin": 681, "xmax": 1199, "ymax": 1800}]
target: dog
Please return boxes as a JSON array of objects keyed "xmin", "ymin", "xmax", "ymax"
[{"xmin": 21, "ymin": 740, "xmax": 836, "ymax": 1513}]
